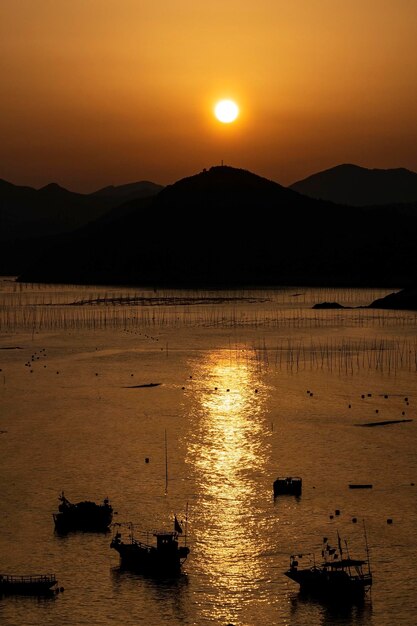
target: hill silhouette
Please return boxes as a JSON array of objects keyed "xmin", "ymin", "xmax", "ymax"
[
  {"xmin": 290, "ymin": 164, "xmax": 417, "ymax": 206},
  {"xmin": 16, "ymin": 165, "xmax": 417, "ymax": 288}
]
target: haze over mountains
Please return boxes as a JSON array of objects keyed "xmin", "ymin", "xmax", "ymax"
[{"xmin": 5, "ymin": 164, "xmax": 416, "ymax": 289}]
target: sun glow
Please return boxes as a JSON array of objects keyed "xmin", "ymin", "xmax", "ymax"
[{"xmin": 214, "ymin": 99, "xmax": 239, "ymax": 124}]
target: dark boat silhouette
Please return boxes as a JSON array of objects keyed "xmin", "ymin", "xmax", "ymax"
[
  {"xmin": 349, "ymin": 484, "xmax": 373, "ymax": 489},
  {"xmin": 273, "ymin": 476, "xmax": 302, "ymax": 497},
  {"xmin": 53, "ymin": 492, "xmax": 113, "ymax": 533},
  {"xmin": 110, "ymin": 516, "xmax": 190, "ymax": 576},
  {"xmin": 0, "ymin": 573, "xmax": 59, "ymax": 596},
  {"xmin": 285, "ymin": 529, "xmax": 372, "ymax": 603}
]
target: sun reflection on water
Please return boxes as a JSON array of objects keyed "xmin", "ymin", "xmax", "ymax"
[{"xmin": 184, "ymin": 349, "xmax": 272, "ymax": 622}]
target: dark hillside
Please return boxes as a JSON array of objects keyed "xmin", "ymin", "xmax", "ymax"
[{"xmin": 16, "ymin": 166, "xmax": 417, "ymax": 288}]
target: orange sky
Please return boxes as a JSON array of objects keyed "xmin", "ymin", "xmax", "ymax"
[{"xmin": 1, "ymin": 0, "xmax": 417, "ymax": 191}]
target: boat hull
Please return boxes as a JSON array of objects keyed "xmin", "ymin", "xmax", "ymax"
[
  {"xmin": 111, "ymin": 538, "xmax": 189, "ymax": 576},
  {"xmin": 285, "ymin": 568, "xmax": 372, "ymax": 601},
  {"xmin": 53, "ymin": 511, "xmax": 112, "ymax": 533},
  {"xmin": 0, "ymin": 574, "xmax": 58, "ymax": 596}
]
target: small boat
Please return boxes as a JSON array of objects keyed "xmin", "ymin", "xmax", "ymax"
[
  {"xmin": 0, "ymin": 573, "xmax": 58, "ymax": 596},
  {"xmin": 273, "ymin": 476, "xmax": 302, "ymax": 497},
  {"xmin": 110, "ymin": 515, "xmax": 190, "ymax": 576},
  {"xmin": 284, "ymin": 529, "xmax": 372, "ymax": 602},
  {"xmin": 349, "ymin": 484, "xmax": 373, "ymax": 489},
  {"xmin": 53, "ymin": 492, "xmax": 113, "ymax": 533}
]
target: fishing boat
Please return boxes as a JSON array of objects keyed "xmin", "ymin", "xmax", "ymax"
[
  {"xmin": 284, "ymin": 528, "xmax": 372, "ymax": 602},
  {"xmin": 53, "ymin": 492, "xmax": 113, "ymax": 533},
  {"xmin": 110, "ymin": 514, "xmax": 190, "ymax": 576},
  {"xmin": 273, "ymin": 476, "xmax": 302, "ymax": 497},
  {"xmin": 0, "ymin": 573, "xmax": 59, "ymax": 596}
]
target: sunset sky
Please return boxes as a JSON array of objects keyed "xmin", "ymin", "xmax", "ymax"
[{"xmin": 1, "ymin": 0, "xmax": 417, "ymax": 192}]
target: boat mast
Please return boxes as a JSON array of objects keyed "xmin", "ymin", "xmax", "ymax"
[
  {"xmin": 184, "ymin": 501, "xmax": 188, "ymax": 547},
  {"xmin": 363, "ymin": 519, "xmax": 372, "ymax": 574},
  {"xmin": 337, "ymin": 530, "xmax": 343, "ymax": 559}
]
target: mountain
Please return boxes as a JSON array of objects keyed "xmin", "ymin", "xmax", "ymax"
[
  {"xmin": 16, "ymin": 165, "xmax": 417, "ymax": 288},
  {"xmin": 92, "ymin": 181, "xmax": 163, "ymax": 202},
  {"xmin": 289, "ymin": 164, "xmax": 417, "ymax": 206},
  {"xmin": 0, "ymin": 177, "xmax": 162, "ymax": 274}
]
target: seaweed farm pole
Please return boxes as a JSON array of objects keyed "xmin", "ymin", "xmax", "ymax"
[{"xmin": 164, "ymin": 429, "xmax": 168, "ymax": 495}]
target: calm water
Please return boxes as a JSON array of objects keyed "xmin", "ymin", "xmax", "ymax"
[{"xmin": 0, "ymin": 280, "xmax": 416, "ymax": 626}]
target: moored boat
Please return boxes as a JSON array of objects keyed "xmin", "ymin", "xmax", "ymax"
[
  {"xmin": 53, "ymin": 492, "xmax": 113, "ymax": 533},
  {"xmin": 0, "ymin": 573, "xmax": 59, "ymax": 596},
  {"xmin": 284, "ymin": 528, "xmax": 372, "ymax": 602},
  {"xmin": 273, "ymin": 476, "xmax": 302, "ymax": 497},
  {"xmin": 110, "ymin": 515, "xmax": 190, "ymax": 576}
]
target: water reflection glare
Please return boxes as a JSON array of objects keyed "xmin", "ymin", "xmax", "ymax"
[{"xmin": 185, "ymin": 350, "xmax": 272, "ymax": 622}]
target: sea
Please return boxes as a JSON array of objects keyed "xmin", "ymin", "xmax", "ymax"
[{"xmin": 0, "ymin": 278, "xmax": 416, "ymax": 626}]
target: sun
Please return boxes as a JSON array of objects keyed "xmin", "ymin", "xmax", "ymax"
[{"xmin": 214, "ymin": 99, "xmax": 239, "ymax": 124}]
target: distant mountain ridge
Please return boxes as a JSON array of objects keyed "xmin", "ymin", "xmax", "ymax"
[
  {"xmin": 15, "ymin": 165, "xmax": 417, "ymax": 288},
  {"xmin": 0, "ymin": 177, "xmax": 163, "ymax": 241},
  {"xmin": 92, "ymin": 180, "xmax": 164, "ymax": 201},
  {"xmin": 0, "ymin": 177, "xmax": 163, "ymax": 274},
  {"xmin": 0, "ymin": 178, "xmax": 106, "ymax": 242},
  {"xmin": 290, "ymin": 164, "xmax": 417, "ymax": 206}
]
